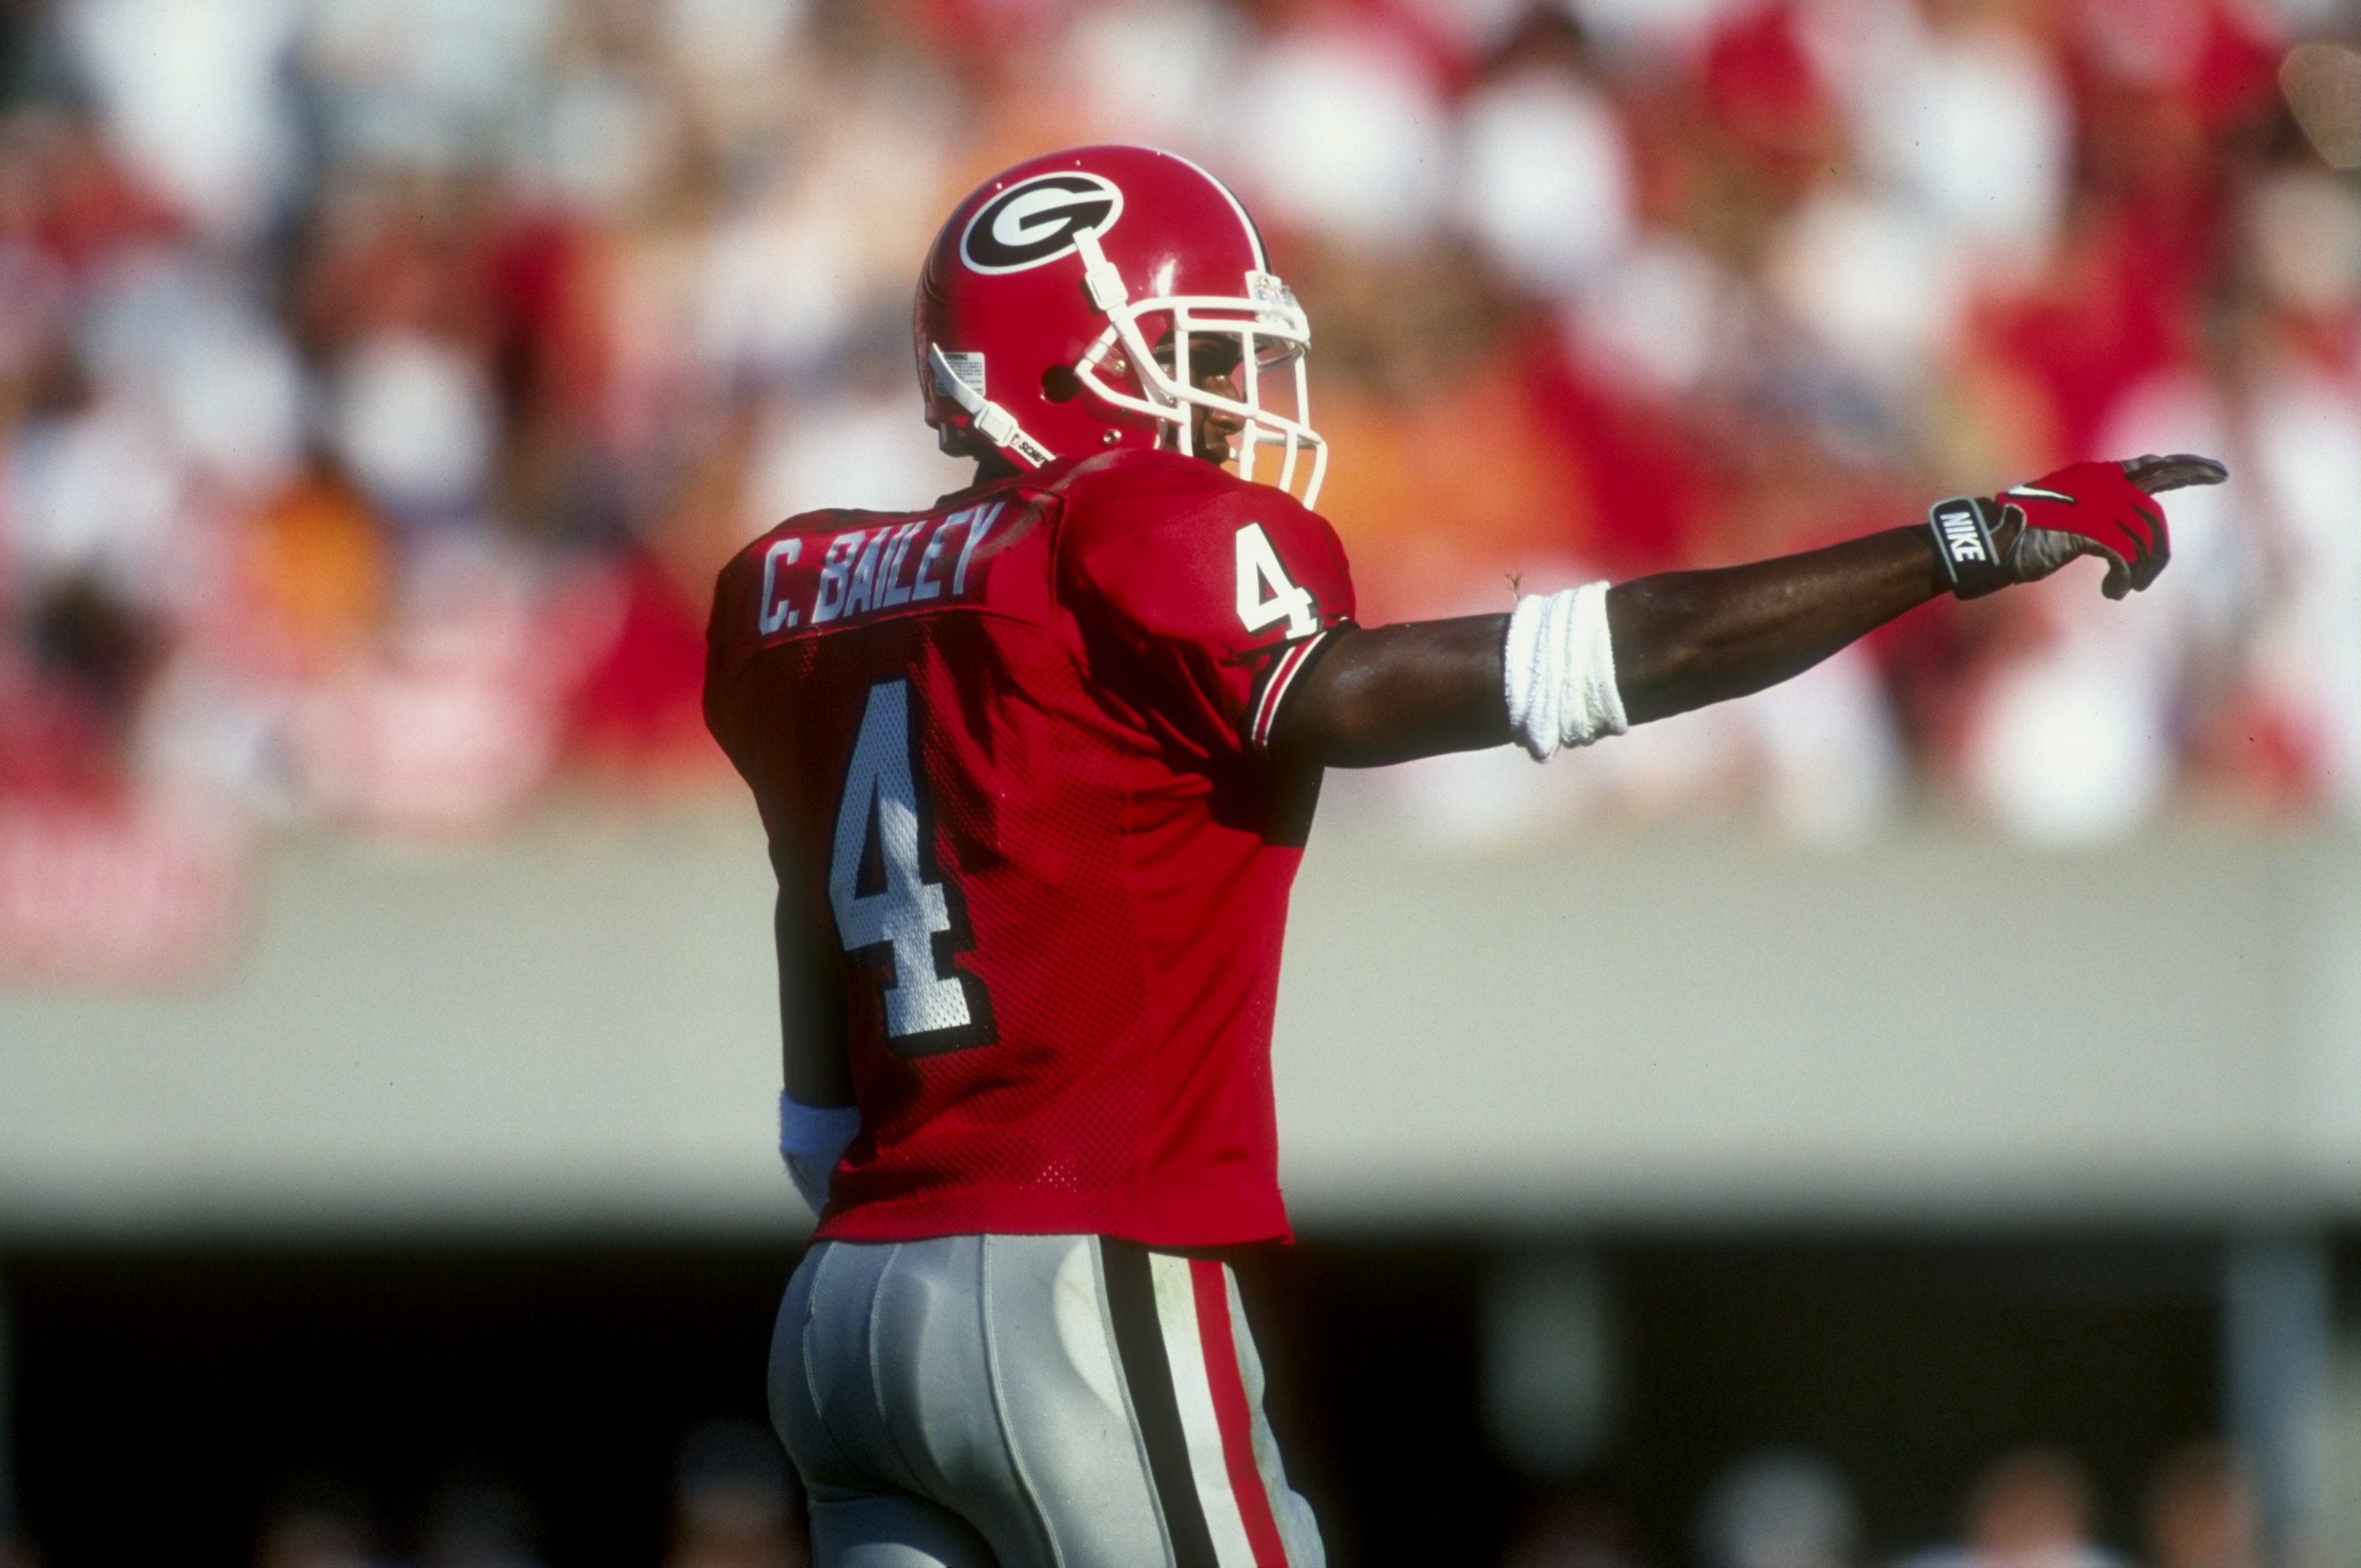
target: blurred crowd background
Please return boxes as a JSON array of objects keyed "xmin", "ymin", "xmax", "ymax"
[
  {"xmin": 0, "ymin": 3, "xmax": 2353, "ymax": 1563},
  {"xmin": 0, "ymin": 1221, "xmax": 2301, "ymax": 1566},
  {"xmin": 0, "ymin": 0, "xmax": 2356, "ymax": 976},
  {"xmin": 244, "ymin": 1421, "xmax": 812, "ymax": 1568},
  {"xmin": 109, "ymin": 1427, "xmax": 2267, "ymax": 1568}
]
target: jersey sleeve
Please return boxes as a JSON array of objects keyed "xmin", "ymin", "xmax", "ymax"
[{"xmin": 1063, "ymin": 483, "xmax": 1356, "ymax": 762}]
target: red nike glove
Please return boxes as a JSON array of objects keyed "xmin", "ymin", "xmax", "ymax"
[
  {"xmin": 1927, "ymin": 453, "xmax": 2226, "ymax": 600},
  {"xmin": 2000, "ymin": 460, "xmax": 2174, "ymax": 598}
]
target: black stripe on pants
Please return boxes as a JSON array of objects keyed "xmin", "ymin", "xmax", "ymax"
[{"xmin": 1100, "ymin": 1237, "xmax": 1220, "ymax": 1568}]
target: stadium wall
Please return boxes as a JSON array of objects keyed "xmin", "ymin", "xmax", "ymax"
[{"xmin": 1, "ymin": 812, "xmax": 2353, "ymax": 1241}]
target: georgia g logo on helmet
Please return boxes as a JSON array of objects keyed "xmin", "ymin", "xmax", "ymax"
[{"xmin": 958, "ymin": 172, "xmax": 1124, "ymax": 274}]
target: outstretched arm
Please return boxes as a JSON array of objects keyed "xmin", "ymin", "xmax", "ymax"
[
  {"xmin": 1269, "ymin": 528, "xmax": 1941, "ymax": 767},
  {"xmin": 1269, "ymin": 454, "xmax": 2224, "ymax": 771}
]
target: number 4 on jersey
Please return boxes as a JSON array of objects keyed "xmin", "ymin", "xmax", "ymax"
[
  {"xmin": 1235, "ymin": 523, "xmax": 1320, "ymax": 639},
  {"xmin": 830, "ymin": 679, "xmax": 994, "ymax": 1057}
]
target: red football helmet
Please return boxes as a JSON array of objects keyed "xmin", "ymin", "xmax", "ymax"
[{"xmin": 914, "ymin": 145, "xmax": 1327, "ymax": 506}]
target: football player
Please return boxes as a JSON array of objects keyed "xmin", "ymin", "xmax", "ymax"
[{"xmin": 702, "ymin": 145, "xmax": 2223, "ymax": 1568}]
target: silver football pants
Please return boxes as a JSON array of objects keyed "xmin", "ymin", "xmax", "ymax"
[{"xmin": 770, "ymin": 1233, "xmax": 1325, "ymax": 1568}]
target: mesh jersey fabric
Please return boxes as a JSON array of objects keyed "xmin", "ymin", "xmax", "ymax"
[{"xmin": 704, "ymin": 447, "xmax": 1356, "ymax": 1247}]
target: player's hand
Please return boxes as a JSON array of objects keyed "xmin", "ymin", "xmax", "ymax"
[{"xmin": 1993, "ymin": 454, "xmax": 2227, "ymax": 599}]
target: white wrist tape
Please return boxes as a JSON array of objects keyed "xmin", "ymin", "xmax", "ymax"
[
  {"xmin": 779, "ymin": 1091, "xmax": 862, "ymax": 1213},
  {"xmin": 1503, "ymin": 583, "xmax": 1628, "ymax": 761}
]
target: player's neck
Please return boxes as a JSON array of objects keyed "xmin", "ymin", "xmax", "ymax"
[{"xmin": 974, "ymin": 450, "xmax": 1024, "ymax": 485}]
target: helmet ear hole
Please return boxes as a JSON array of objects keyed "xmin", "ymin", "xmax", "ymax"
[{"xmin": 1041, "ymin": 364, "xmax": 1083, "ymax": 403}]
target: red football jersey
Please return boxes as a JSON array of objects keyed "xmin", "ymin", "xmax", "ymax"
[{"xmin": 703, "ymin": 448, "xmax": 1355, "ymax": 1247}]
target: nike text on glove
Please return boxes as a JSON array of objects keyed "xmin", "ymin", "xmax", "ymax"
[{"xmin": 1927, "ymin": 454, "xmax": 2224, "ymax": 601}]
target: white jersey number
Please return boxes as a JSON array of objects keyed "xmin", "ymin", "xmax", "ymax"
[
  {"xmin": 829, "ymin": 679, "xmax": 994, "ymax": 1056},
  {"xmin": 1234, "ymin": 523, "xmax": 1320, "ymax": 639}
]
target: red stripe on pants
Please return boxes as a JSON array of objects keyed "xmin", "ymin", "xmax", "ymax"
[{"xmin": 1189, "ymin": 1258, "xmax": 1290, "ymax": 1567}]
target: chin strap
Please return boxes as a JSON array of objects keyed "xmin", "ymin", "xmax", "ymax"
[
  {"xmin": 1073, "ymin": 225, "xmax": 1129, "ymax": 314},
  {"xmin": 929, "ymin": 343, "xmax": 1057, "ymax": 470}
]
